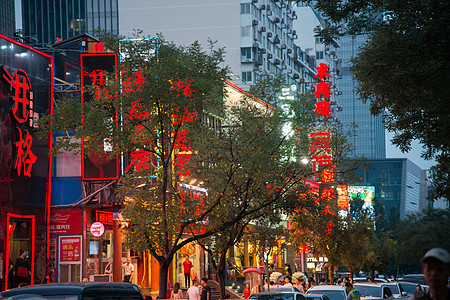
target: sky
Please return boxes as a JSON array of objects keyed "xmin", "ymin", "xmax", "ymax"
[{"xmin": 385, "ymin": 131, "xmax": 436, "ymax": 170}]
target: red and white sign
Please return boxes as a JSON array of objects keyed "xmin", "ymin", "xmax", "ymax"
[
  {"xmin": 60, "ymin": 236, "xmax": 81, "ymax": 262},
  {"xmin": 50, "ymin": 210, "xmax": 83, "ymax": 235},
  {"xmin": 90, "ymin": 222, "xmax": 105, "ymax": 237}
]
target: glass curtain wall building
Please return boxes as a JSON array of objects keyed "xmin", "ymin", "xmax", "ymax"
[
  {"xmin": 355, "ymin": 158, "xmax": 425, "ymax": 220},
  {"xmin": 337, "ymin": 35, "xmax": 386, "ymax": 159},
  {"xmin": 0, "ymin": 0, "xmax": 15, "ymax": 38},
  {"xmin": 20, "ymin": 0, "xmax": 118, "ymax": 46}
]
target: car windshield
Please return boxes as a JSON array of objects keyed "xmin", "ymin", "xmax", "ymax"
[
  {"xmin": 307, "ymin": 290, "xmax": 345, "ymax": 300},
  {"xmin": 250, "ymin": 293, "xmax": 294, "ymax": 300},
  {"xmin": 385, "ymin": 284, "xmax": 400, "ymax": 294},
  {"xmin": 354, "ymin": 286, "xmax": 382, "ymax": 297}
]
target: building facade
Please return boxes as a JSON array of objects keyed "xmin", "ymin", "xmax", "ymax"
[
  {"xmin": 0, "ymin": 0, "xmax": 15, "ymax": 38},
  {"xmin": 118, "ymin": 0, "xmax": 317, "ymax": 89},
  {"xmin": 0, "ymin": 34, "xmax": 53, "ymax": 290},
  {"xmin": 18, "ymin": 0, "xmax": 119, "ymax": 46},
  {"xmin": 336, "ymin": 35, "xmax": 386, "ymax": 159},
  {"xmin": 355, "ymin": 158, "xmax": 425, "ymax": 220}
]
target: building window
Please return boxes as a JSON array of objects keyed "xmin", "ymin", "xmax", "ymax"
[
  {"xmin": 316, "ymin": 51, "xmax": 324, "ymax": 59},
  {"xmin": 241, "ymin": 26, "xmax": 251, "ymax": 37},
  {"xmin": 241, "ymin": 48, "xmax": 252, "ymax": 60},
  {"xmin": 240, "ymin": 3, "xmax": 251, "ymax": 14},
  {"xmin": 242, "ymin": 71, "xmax": 252, "ymax": 82}
]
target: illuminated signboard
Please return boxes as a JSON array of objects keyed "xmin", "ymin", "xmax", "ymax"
[
  {"xmin": 80, "ymin": 53, "xmax": 119, "ymax": 180},
  {"xmin": 348, "ymin": 186, "xmax": 375, "ymax": 211}
]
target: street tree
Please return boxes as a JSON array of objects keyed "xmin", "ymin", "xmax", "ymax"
[
  {"xmin": 396, "ymin": 208, "xmax": 450, "ymax": 273},
  {"xmin": 294, "ymin": 0, "xmax": 450, "ymax": 200}
]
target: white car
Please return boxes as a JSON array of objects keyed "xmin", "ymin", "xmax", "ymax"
[
  {"xmin": 307, "ymin": 285, "xmax": 348, "ymax": 300},
  {"xmin": 353, "ymin": 283, "xmax": 395, "ymax": 300}
]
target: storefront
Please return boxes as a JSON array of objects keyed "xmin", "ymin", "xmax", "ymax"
[{"xmin": 0, "ymin": 34, "xmax": 53, "ymax": 290}]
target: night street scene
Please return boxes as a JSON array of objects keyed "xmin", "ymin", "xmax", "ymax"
[{"xmin": 0, "ymin": 0, "xmax": 448, "ymax": 299}]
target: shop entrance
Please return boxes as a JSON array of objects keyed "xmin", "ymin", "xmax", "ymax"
[{"xmin": 5, "ymin": 214, "xmax": 35, "ymax": 289}]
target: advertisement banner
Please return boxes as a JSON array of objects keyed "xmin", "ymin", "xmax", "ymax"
[
  {"xmin": 60, "ymin": 236, "xmax": 81, "ymax": 262},
  {"xmin": 50, "ymin": 210, "xmax": 83, "ymax": 235}
]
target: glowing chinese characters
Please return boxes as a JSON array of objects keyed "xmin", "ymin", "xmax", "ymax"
[
  {"xmin": 314, "ymin": 63, "xmax": 332, "ymax": 118},
  {"xmin": 2, "ymin": 66, "xmax": 37, "ymax": 177}
]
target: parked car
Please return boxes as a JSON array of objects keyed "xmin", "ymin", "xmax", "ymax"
[
  {"xmin": 384, "ymin": 282, "xmax": 407, "ymax": 299},
  {"xmin": 353, "ymin": 278, "xmax": 390, "ymax": 283},
  {"xmin": 353, "ymin": 283, "xmax": 394, "ymax": 300},
  {"xmin": 0, "ymin": 282, "xmax": 144, "ymax": 299},
  {"xmin": 399, "ymin": 274, "xmax": 425, "ymax": 285},
  {"xmin": 249, "ymin": 286, "xmax": 306, "ymax": 300},
  {"xmin": 305, "ymin": 293, "xmax": 332, "ymax": 300},
  {"xmin": 306, "ymin": 285, "xmax": 348, "ymax": 300},
  {"xmin": 395, "ymin": 282, "xmax": 428, "ymax": 297}
]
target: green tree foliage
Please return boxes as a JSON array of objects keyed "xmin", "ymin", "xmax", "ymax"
[
  {"xmin": 39, "ymin": 32, "xmax": 316, "ymax": 297},
  {"xmin": 295, "ymin": 0, "xmax": 450, "ymax": 200},
  {"xmin": 396, "ymin": 209, "xmax": 450, "ymax": 273}
]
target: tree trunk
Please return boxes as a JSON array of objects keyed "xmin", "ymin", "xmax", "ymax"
[
  {"xmin": 371, "ymin": 270, "xmax": 375, "ymax": 283},
  {"xmin": 158, "ymin": 261, "xmax": 170, "ymax": 299},
  {"xmin": 349, "ymin": 269, "xmax": 354, "ymax": 283},
  {"xmin": 328, "ymin": 264, "xmax": 334, "ymax": 284},
  {"xmin": 216, "ymin": 250, "xmax": 228, "ymax": 300}
]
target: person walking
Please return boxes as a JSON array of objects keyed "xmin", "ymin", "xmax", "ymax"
[
  {"xmin": 345, "ymin": 282, "xmax": 361, "ymax": 300},
  {"xmin": 183, "ymin": 256, "xmax": 194, "ymax": 288},
  {"xmin": 170, "ymin": 282, "xmax": 184, "ymax": 299},
  {"xmin": 413, "ymin": 248, "xmax": 449, "ymax": 300},
  {"xmin": 14, "ymin": 250, "xmax": 30, "ymax": 287},
  {"xmin": 187, "ymin": 280, "xmax": 201, "ymax": 300},
  {"xmin": 242, "ymin": 283, "xmax": 251, "ymax": 299},
  {"xmin": 122, "ymin": 257, "xmax": 134, "ymax": 283},
  {"xmin": 200, "ymin": 277, "xmax": 211, "ymax": 300}
]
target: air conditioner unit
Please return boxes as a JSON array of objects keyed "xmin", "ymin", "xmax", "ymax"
[
  {"xmin": 90, "ymin": 274, "xmax": 112, "ymax": 282},
  {"xmin": 259, "ymin": 26, "xmax": 266, "ymax": 32},
  {"xmin": 267, "ymin": 32, "xmax": 273, "ymax": 37},
  {"xmin": 288, "ymin": 29, "xmax": 292, "ymax": 34},
  {"xmin": 253, "ymin": 20, "xmax": 259, "ymax": 26},
  {"xmin": 274, "ymin": 59, "xmax": 281, "ymax": 65},
  {"xmin": 287, "ymin": 48, "xmax": 292, "ymax": 53},
  {"xmin": 260, "ymin": 4, "xmax": 266, "ymax": 10},
  {"xmin": 267, "ymin": 10, "xmax": 272, "ymax": 16},
  {"xmin": 268, "ymin": 53, "xmax": 273, "ymax": 59},
  {"xmin": 274, "ymin": 17, "xmax": 280, "ymax": 23},
  {"xmin": 253, "ymin": 42, "xmax": 259, "ymax": 48},
  {"xmin": 282, "ymin": 65, "xmax": 287, "ymax": 69},
  {"xmin": 281, "ymin": 44, "xmax": 287, "ymax": 49},
  {"xmin": 252, "ymin": 0, "xmax": 258, "ymax": 3}
]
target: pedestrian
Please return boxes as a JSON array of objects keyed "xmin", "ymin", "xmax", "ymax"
[
  {"xmin": 170, "ymin": 282, "xmax": 184, "ymax": 299},
  {"xmin": 187, "ymin": 280, "xmax": 201, "ymax": 300},
  {"xmin": 319, "ymin": 278, "xmax": 326, "ymax": 285},
  {"xmin": 284, "ymin": 277, "xmax": 293, "ymax": 287},
  {"xmin": 183, "ymin": 256, "xmax": 194, "ymax": 288},
  {"xmin": 345, "ymin": 282, "xmax": 361, "ymax": 300},
  {"xmin": 122, "ymin": 257, "xmax": 134, "ymax": 283},
  {"xmin": 307, "ymin": 276, "xmax": 316, "ymax": 290},
  {"xmin": 414, "ymin": 284, "xmax": 425, "ymax": 299},
  {"xmin": 413, "ymin": 247, "xmax": 449, "ymax": 300},
  {"xmin": 201, "ymin": 277, "xmax": 211, "ymax": 300},
  {"xmin": 294, "ymin": 277, "xmax": 305, "ymax": 293},
  {"xmin": 242, "ymin": 283, "xmax": 251, "ymax": 299},
  {"xmin": 14, "ymin": 250, "xmax": 30, "ymax": 287}
]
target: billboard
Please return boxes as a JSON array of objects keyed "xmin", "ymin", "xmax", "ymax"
[{"xmin": 348, "ymin": 186, "xmax": 375, "ymax": 211}]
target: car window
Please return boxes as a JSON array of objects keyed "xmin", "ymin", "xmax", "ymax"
[
  {"xmin": 249, "ymin": 293, "xmax": 294, "ymax": 300},
  {"xmin": 383, "ymin": 287, "xmax": 393, "ymax": 298},
  {"xmin": 45, "ymin": 296, "xmax": 79, "ymax": 300},
  {"xmin": 306, "ymin": 290, "xmax": 345, "ymax": 300},
  {"xmin": 354, "ymin": 285, "xmax": 382, "ymax": 297},
  {"xmin": 385, "ymin": 284, "xmax": 399, "ymax": 294}
]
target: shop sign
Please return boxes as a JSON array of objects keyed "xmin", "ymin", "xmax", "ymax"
[
  {"xmin": 96, "ymin": 210, "xmax": 113, "ymax": 225},
  {"xmin": 1, "ymin": 66, "xmax": 37, "ymax": 177},
  {"xmin": 90, "ymin": 222, "xmax": 105, "ymax": 237},
  {"xmin": 50, "ymin": 210, "xmax": 83, "ymax": 235},
  {"xmin": 60, "ymin": 236, "xmax": 81, "ymax": 262}
]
